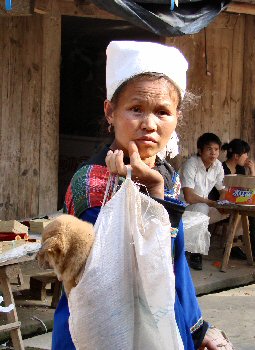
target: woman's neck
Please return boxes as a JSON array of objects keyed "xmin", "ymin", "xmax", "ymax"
[
  {"xmin": 225, "ymin": 159, "xmax": 238, "ymax": 174},
  {"xmin": 142, "ymin": 156, "xmax": 157, "ymax": 168}
]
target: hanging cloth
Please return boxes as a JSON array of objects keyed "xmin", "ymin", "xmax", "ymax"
[{"xmin": 88, "ymin": 0, "xmax": 231, "ymax": 36}]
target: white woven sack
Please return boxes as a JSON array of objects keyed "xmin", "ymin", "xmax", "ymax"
[
  {"xmin": 68, "ymin": 174, "xmax": 183, "ymax": 350},
  {"xmin": 182, "ymin": 211, "xmax": 210, "ymax": 255}
]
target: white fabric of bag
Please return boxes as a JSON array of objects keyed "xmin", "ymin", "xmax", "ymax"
[
  {"xmin": 68, "ymin": 175, "xmax": 184, "ymax": 350},
  {"xmin": 182, "ymin": 210, "xmax": 211, "ymax": 255}
]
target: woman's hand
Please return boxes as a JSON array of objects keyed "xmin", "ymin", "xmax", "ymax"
[
  {"xmin": 245, "ymin": 159, "xmax": 255, "ymax": 176},
  {"xmin": 199, "ymin": 335, "xmax": 218, "ymax": 350},
  {"xmin": 105, "ymin": 141, "xmax": 164, "ymax": 199}
]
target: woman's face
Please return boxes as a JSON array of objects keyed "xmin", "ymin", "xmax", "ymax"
[
  {"xmin": 236, "ymin": 152, "xmax": 248, "ymax": 166},
  {"xmin": 104, "ymin": 77, "xmax": 179, "ymax": 162}
]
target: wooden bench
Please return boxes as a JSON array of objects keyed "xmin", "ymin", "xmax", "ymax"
[
  {"xmin": 30, "ymin": 271, "xmax": 62, "ymax": 308},
  {"xmin": 216, "ymin": 203, "xmax": 255, "ymax": 271},
  {"xmin": 0, "ymin": 253, "xmax": 38, "ymax": 350}
]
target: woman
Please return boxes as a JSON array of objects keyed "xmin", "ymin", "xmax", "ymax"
[
  {"xmin": 53, "ymin": 41, "xmax": 217, "ymax": 350},
  {"xmin": 221, "ymin": 139, "xmax": 255, "ymax": 176},
  {"xmin": 222, "ymin": 139, "xmax": 255, "ymax": 258}
]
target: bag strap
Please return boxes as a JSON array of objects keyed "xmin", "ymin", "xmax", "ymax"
[
  {"xmin": 126, "ymin": 165, "xmax": 132, "ymax": 180},
  {"xmin": 102, "ymin": 166, "xmax": 132, "ymax": 206},
  {"xmin": 102, "ymin": 174, "xmax": 119, "ymax": 206}
]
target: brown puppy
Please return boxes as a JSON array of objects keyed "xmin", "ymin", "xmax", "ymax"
[{"xmin": 37, "ymin": 214, "xmax": 95, "ymax": 296}]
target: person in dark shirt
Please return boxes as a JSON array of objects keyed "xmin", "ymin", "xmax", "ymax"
[
  {"xmin": 222, "ymin": 139, "xmax": 255, "ymax": 176},
  {"xmin": 222, "ymin": 139, "xmax": 255, "ymax": 258}
]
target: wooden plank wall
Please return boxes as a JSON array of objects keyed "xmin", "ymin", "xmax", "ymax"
[
  {"xmin": 0, "ymin": 10, "xmax": 254, "ymax": 220},
  {"xmin": 241, "ymin": 15, "xmax": 255, "ymax": 160},
  {"xmin": 165, "ymin": 13, "xmax": 247, "ymax": 160},
  {"xmin": 0, "ymin": 14, "xmax": 60, "ymax": 220}
]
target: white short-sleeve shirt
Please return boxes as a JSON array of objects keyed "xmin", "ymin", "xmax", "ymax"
[{"xmin": 180, "ymin": 155, "xmax": 225, "ymax": 198}]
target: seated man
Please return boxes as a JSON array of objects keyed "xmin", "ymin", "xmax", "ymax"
[{"xmin": 180, "ymin": 133, "xmax": 227, "ymax": 270}]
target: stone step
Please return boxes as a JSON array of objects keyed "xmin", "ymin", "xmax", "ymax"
[{"xmin": 23, "ymin": 332, "xmax": 52, "ymax": 350}]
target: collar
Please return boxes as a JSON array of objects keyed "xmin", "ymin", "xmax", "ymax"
[{"xmin": 197, "ymin": 155, "xmax": 218, "ymax": 170}]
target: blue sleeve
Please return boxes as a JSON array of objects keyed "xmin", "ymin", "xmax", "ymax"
[
  {"xmin": 174, "ymin": 220, "xmax": 208, "ymax": 349},
  {"xmin": 80, "ymin": 207, "xmax": 101, "ymax": 225}
]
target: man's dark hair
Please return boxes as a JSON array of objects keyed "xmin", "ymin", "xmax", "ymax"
[{"xmin": 197, "ymin": 133, "xmax": 222, "ymax": 151}]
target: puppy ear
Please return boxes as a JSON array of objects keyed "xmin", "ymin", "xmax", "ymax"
[
  {"xmin": 44, "ymin": 237, "xmax": 62, "ymax": 255},
  {"xmin": 37, "ymin": 237, "xmax": 61, "ymax": 265},
  {"xmin": 41, "ymin": 228, "xmax": 61, "ymax": 243}
]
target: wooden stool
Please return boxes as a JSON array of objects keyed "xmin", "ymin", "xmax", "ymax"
[
  {"xmin": 30, "ymin": 272, "xmax": 62, "ymax": 308},
  {"xmin": 221, "ymin": 213, "xmax": 253, "ymax": 272},
  {"xmin": 210, "ymin": 218, "xmax": 230, "ymax": 247},
  {"xmin": 215, "ymin": 203, "xmax": 255, "ymax": 271},
  {"xmin": 0, "ymin": 264, "xmax": 24, "ymax": 350}
]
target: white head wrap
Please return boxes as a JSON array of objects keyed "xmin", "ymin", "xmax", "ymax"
[
  {"xmin": 106, "ymin": 41, "xmax": 188, "ymax": 160},
  {"xmin": 106, "ymin": 40, "xmax": 188, "ymax": 100}
]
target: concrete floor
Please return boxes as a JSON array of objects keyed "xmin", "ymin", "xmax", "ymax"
[
  {"xmin": 21, "ymin": 284, "xmax": 255, "ymax": 350},
  {"xmin": 1, "ymin": 236, "xmax": 255, "ymax": 349},
  {"xmin": 191, "ymin": 253, "xmax": 255, "ymax": 295},
  {"xmin": 199, "ymin": 284, "xmax": 255, "ymax": 350},
  {"xmin": 23, "ymin": 332, "xmax": 52, "ymax": 350}
]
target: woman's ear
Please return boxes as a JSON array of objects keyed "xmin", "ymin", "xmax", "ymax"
[{"xmin": 104, "ymin": 99, "xmax": 114, "ymax": 125}]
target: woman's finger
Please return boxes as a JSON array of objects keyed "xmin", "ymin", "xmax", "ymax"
[
  {"xmin": 105, "ymin": 150, "xmax": 117, "ymax": 174},
  {"xmin": 129, "ymin": 141, "xmax": 146, "ymax": 176},
  {"xmin": 111, "ymin": 150, "xmax": 120, "ymax": 173},
  {"xmin": 128, "ymin": 141, "xmax": 141, "ymax": 165},
  {"xmin": 105, "ymin": 150, "xmax": 113, "ymax": 168},
  {"xmin": 115, "ymin": 150, "xmax": 127, "ymax": 176},
  {"xmin": 106, "ymin": 150, "xmax": 127, "ymax": 175},
  {"xmin": 128, "ymin": 140, "xmax": 139, "ymax": 155}
]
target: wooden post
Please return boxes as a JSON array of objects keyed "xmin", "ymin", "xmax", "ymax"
[
  {"xmin": 221, "ymin": 212, "xmax": 240, "ymax": 272},
  {"xmin": 0, "ymin": 17, "xmax": 23, "ymax": 219},
  {"xmin": 17, "ymin": 15, "xmax": 43, "ymax": 219},
  {"xmin": 241, "ymin": 15, "xmax": 255, "ymax": 160},
  {"xmin": 241, "ymin": 214, "xmax": 254, "ymax": 266},
  {"xmin": 39, "ymin": 13, "xmax": 61, "ymax": 215}
]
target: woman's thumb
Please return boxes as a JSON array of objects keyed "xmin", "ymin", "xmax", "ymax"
[{"xmin": 129, "ymin": 141, "xmax": 140, "ymax": 163}]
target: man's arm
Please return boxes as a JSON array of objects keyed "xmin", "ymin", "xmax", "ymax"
[
  {"xmin": 218, "ymin": 189, "xmax": 226, "ymax": 200},
  {"xmin": 215, "ymin": 163, "xmax": 226, "ymax": 198},
  {"xmin": 183, "ymin": 187, "xmax": 216, "ymax": 207}
]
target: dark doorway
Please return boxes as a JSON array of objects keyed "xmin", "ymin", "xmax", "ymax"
[{"xmin": 58, "ymin": 16, "xmax": 160, "ymax": 207}]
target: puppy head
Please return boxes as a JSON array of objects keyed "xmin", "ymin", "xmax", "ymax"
[
  {"xmin": 37, "ymin": 214, "xmax": 95, "ymax": 283},
  {"xmin": 37, "ymin": 233, "xmax": 66, "ymax": 281},
  {"xmin": 37, "ymin": 215, "xmax": 70, "ymax": 269}
]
